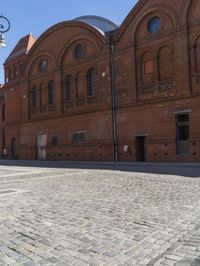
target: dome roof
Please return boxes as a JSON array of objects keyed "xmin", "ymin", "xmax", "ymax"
[{"xmin": 73, "ymin": 15, "xmax": 118, "ymax": 35}]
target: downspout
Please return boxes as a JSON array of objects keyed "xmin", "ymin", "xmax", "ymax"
[{"xmin": 108, "ymin": 33, "xmax": 119, "ymax": 162}]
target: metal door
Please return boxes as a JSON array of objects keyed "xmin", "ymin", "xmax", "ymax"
[
  {"xmin": 135, "ymin": 136, "xmax": 146, "ymax": 162},
  {"xmin": 37, "ymin": 134, "xmax": 47, "ymax": 160}
]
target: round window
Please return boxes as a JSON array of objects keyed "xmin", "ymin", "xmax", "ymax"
[
  {"xmin": 39, "ymin": 59, "xmax": 48, "ymax": 72},
  {"xmin": 74, "ymin": 44, "xmax": 85, "ymax": 59},
  {"xmin": 148, "ymin": 17, "xmax": 161, "ymax": 33}
]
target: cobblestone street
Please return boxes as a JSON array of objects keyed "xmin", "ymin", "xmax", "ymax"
[{"xmin": 0, "ymin": 161, "xmax": 200, "ymax": 266}]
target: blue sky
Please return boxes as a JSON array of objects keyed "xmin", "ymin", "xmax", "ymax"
[{"xmin": 0, "ymin": 0, "xmax": 138, "ymax": 83}]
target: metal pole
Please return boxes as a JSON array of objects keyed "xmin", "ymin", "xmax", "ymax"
[{"xmin": 110, "ymin": 43, "xmax": 119, "ymax": 162}]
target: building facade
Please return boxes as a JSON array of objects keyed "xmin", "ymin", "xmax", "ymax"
[{"xmin": 1, "ymin": 0, "xmax": 200, "ymax": 162}]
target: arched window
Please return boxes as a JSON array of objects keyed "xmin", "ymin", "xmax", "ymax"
[
  {"xmin": 13, "ymin": 66, "xmax": 18, "ymax": 79},
  {"xmin": 76, "ymin": 72, "xmax": 84, "ymax": 98},
  {"xmin": 31, "ymin": 86, "xmax": 38, "ymax": 108},
  {"xmin": 65, "ymin": 75, "xmax": 73, "ymax": 101},
  {"xmin": 8, "ymin": 67, "xmax": 12, "ymax": 81},
  {"xmin": 2, "ymin": 104, "xmax": 5, "ymax": 122},
  {"xmin": 141, "ymin": 52, "xmax": 155, "ymax": 84},
  {"xmin": 195, "ymin": 37, "xmax": 200, "ymax": 73},
  {"xmin": 87, "ymin": 68, "xmax": 96, "ymax": 96},
  {"xmin": 48, "ymin": 80, "xmax": 55, "ymax": 105},
  {"xmin": 158, "ymin": 46, "xmax": 174, "ymax": 80},
  {"xmin": 39, "ymin": 83, "xmax": 46, "ymax": 107},
  {"xmin": 19, "ymin": 63, "xmax": 23, "ymax": 76},
  {"xmin": 74, "ymin": 44, "xmax": 85, "ymax": 59}
]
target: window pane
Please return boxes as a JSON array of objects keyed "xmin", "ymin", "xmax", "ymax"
[
  {"xmin": 66, "ymin": 76, "xmax": 73, "ymax": 101},
  {"xmin": 148, "ymin": 17, "xmax": 161, "ymax": 33},
  {"xmin": 74, "ymin": 44, "xmax": 85, "ymax": 59},
  {"xmin": 177, "ymin": 125, "xmax": 189, "ymax": 141},
  {"xmin": 87, "ymin": 68, "xmax": 96, "ymax": 96},
  {"xmin": 48, "ymin": 81, "xmax": 55, "ymax": 105},
  {"xmin": 72, "ymin": 132, "xmax": 86, "ymax": 143},
  {"xmin": 8, "ymin": 68, "xmax": 12, "ymax": 81},
  {"xmin": 177, "ymin": 114, "xmax": 189, "ymax": 123},
  {"xmin": 80, "ymin": 132, "xmax": 85, "ymax": 142},
  {"xmin": 51, "ymin": 136, "xmax": 58, "ymax": 145},
  {"xmin": 72, "ymin": 133, "xmax": 77, "ymax": 143},
  {"xmin": 31, "ymin": 87, "xmax": 37, "ymax": 108}
]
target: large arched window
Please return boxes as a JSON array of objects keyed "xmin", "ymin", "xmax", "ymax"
[
  {"xmin": 13, "ymin": 65, "xmax": 18, "ymax": 79},
  {"xmin": 19, "ymin": 63, "xmax": 23, "ymax": 77},
  {"xmin": 76, "ymin": 72, "xmax": 84, "ymax": 98},
  {"xmin": 158, "ymin": 46, "xmax": 174, "ymax": 80},
  {"xmin": 195, "ymin": 37, "xmax": 200, "ymax": 74},
  {"xmin": 141, "ymin": 52, "xmax": 155, "ymax": 84},
  {"xmin": 48, "ymin": 80, "xmax": 55, "ymax": 105},
  {"xmin": 8, "ymin": 67, "xmax": 12, "ymax": 81},
  {"xmin": 65, "ymin": 75, "xmax": 73, "ymax": 101},
  {"xmin": 87, "ymin": 68, "xmax": 97, "ymax": 96},
  {"xmin": 2, "ymin": 104, "xmax": 5, "ymax": 122},
  {"xmin": 31, "ymin": 86, "xmax": 38, "ymax": 108}
]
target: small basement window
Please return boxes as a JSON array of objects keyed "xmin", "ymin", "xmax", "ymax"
[{"xmin": 51, "ymin": 136, "xmax": 59, "ymax": 145}]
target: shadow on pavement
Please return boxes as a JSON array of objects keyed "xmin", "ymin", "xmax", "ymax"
[
  {"xmin": 175, "ymin": 257, "xmax": 200, "ymax": 265},
  {"xmin": 0, "ymin": 160, "xmax": 200, "ymax": 178}
]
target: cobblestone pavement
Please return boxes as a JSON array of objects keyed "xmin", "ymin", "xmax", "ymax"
[{"xmin": 0, "ymin": 161, "xmax": 200, "ymax": 266}]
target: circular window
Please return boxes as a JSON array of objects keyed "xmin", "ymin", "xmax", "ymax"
[
  {"xmin": 39, "ymin": 59, "xmax": 48, "ymax": 72},
  {"xmin": 148, "ymin": 17, "xmax": 161, "ymax": 33},
  {"xmin": 74, "ymin": 44, "xmax": 85, "ymax": 59}
]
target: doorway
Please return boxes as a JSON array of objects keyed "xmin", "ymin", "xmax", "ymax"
[
  {"xmin": 11, "ymin": 137, "xmax": 17, "ymax": 159},
  {"xmin": 135, "ymin": 136, "xmax": 146, "ymax": 162},
  {"xmin": 37, "ymin": 134, "xmax": 47, "ymax": 160}
]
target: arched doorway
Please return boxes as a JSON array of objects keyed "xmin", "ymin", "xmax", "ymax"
[{"xmin": 11, "ymin": 137, "xmax": 17, "ymax": 159}]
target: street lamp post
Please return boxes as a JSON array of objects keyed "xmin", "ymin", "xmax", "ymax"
[{"xmin": 0, "ymin": 15, "xmax": 10, "ymax": 48}]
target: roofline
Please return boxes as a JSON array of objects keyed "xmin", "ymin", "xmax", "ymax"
[
  {"xmin": 116, "ymin": 0, "xmax": 148, "ymax": 41},
  {"xmin": 27, "ymin": 20, "xmax": 107, "ymax": 57}
]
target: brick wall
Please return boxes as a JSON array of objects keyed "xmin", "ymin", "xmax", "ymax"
[{"xmin": 2, "ymin": 0, "xmax": 200, "ymax": 162}]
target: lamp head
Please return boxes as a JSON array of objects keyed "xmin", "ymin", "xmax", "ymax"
[{"xmin": 0, "ymin": 33, "xmax": 6, "ymax": 48}]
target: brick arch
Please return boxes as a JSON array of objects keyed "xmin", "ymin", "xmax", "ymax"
[
  {"xmin": 116, "ymin": 1, "xmax": 178, "ymax": 44},
  {"xmin": 25, "ymin": 51, "xmax": 57, "ymax": 79},
  {"xmin": 137, "ymin": 48, "xmax": 155, "ymax": 61},
  {"xmin": 133, "ymin": 5, "xmax": 178, "ymax": 45},
  {"xmin": 179, "ymin": 0, "xmax": 191, "ymax": 25},
  {"xmin": 139, "ymin": 50, "xmax": 156, "ymax": 84},
  {"xmin": 186, "ymin": 0, "xmax": 200, "ymax": 25},
  {"xmin": 59, "ymin": 36, "xmax": 102, "ymax": 68},
  {"xmin": 27, "ymin": 21, "xmax": 105, "ymax": 60}
]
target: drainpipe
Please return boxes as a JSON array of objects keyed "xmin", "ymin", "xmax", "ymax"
[{"xmin": 109, "ymin": 37, "xmax": 119, "ymax": 162}]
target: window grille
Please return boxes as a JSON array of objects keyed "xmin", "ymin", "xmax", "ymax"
[
  {"xmin": 176, "ymin": 113, "xmax": 190, "ymax": 155},
  {"xmin": 87, "ymin": 68, "xmax": 96, "ymax": 96},
  {"xmin": 72, "ymin": 131, "xmax": 86, "ymax": 144},
  {"xmin": 48, "ymin": 80, "xmax": 55, "ymax": 105},
  {"xmin": 65, "ymin": 75, "xmax": 73, "ymax": 101}
]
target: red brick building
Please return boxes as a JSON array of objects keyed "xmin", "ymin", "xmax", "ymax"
[{"xmin": 1, "ymin": 0, "xmax": 200, "ymax": 162}]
